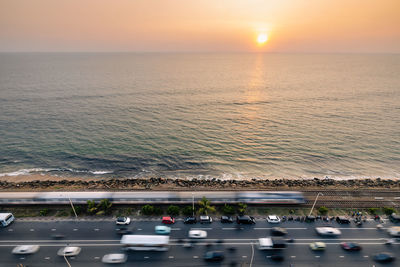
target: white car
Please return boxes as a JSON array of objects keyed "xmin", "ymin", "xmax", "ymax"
[
  {"xmin": 57, "ymin": 246, "xmax": 82, "ymax": 257},
  {"xmin": 12, "ymin": 245, "xmax": 40, "ymax": 254},
  {"xmin": 267, "ymin": 215, "xmax": 281, "ymax": 223},
  {"xmin": 189, "ymin": 230, "xmax": 207, "ymax": 239},
  {"xmin": 102, "ymin": 253, "xmax": 128, "ymax": 264},
  {"xmin": 116, "ymin": 217, "xmax": 131, "ymax": 225},
  {"xmin": 315, "ymin": 227, "xmax": 341, "ymax": 236},
  {"xmin": 387, "ymin": 227, "xmax": 400, "ymax": 237}
]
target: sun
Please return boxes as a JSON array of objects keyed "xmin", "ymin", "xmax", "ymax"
[{"xmin": 257, "ymin": 33, "xmax": 268, "ymax": 45}]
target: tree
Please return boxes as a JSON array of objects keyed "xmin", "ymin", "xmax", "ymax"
[
  {"xmin": 318, "ymin": 206, "xmax": 329, "ymax": 215},
  {"xmin": 141, "ymin": 205, "xmax": 154, "ymax": 215},
  {"xmin": 237, "ymin": 203, "xmax": 247, "ymax": 215},
  {"xmin": 167, "ymin": 205, "xmax": 180, "ymax": 216},
  {"xmin": 87, "ymin": 200, "xmax": 98, "ymax": 215},
  {"xmin": 198, "ymin": 196, "xmax": 216, "ymax": 215},
  {"xmin": 182, "ymin": 206, "xmax": 195, "ymax": 216},
  {"xmin": 383, "ymin": 207, "xmax": 396, "ymax": 215},
  {"xmin": 221, "ymin": 204, "xmax": 235, "ymax": 215}
]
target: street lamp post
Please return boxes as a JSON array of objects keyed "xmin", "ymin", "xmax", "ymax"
[
  {"xmin": 192, "ymin": 193, "xmax": 195, "ymax": 217},
  {"xmin": 64, "ymin": 254, "xmax": 72, "ymax": 267},
  {"xmin": 309, "ymin": 192, "xmax": 323, "ymax": 216}
]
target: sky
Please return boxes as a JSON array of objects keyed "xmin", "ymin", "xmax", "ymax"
[{"xmin": 0, "ymin": 0, "xmax": 399, "ymax": 53}]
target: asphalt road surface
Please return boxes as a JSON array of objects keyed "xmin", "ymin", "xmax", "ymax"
[{"xmin": 0, "ymin": 216, "xmax": 399, "ymax": 267}]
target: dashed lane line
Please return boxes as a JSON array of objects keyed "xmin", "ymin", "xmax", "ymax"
[
  {"xmin": 168, "ymin": 256, "xmax": 174, "ymax": 259},
  {"xmin": 51, "ymin": 229, "xmax": 56, "ymax": 231},
  {"xmin": 94, "ymin": 228, "xmax": 100, "ymax": 231},
  {"xmin": 190, "ymin": 228, "xmax": 213, "ymax": 230},
  {"xmin": 193, "ymin": 256, "xmax": 199, "ymax": 259},
  {"xmin": 144, "ymin": 256, "xmax": 149, "ymax": 259}
]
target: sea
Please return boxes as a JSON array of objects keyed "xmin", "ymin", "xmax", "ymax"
[{"xmin": 0, "ymin": 53, "xmax": 399, "ymax": 180}]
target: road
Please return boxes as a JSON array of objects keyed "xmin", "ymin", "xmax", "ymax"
[{"xmin": 0, "ymin": 217, "xmax": 398, "ymax": 267}]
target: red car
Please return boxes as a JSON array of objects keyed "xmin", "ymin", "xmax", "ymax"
[
  {"xmin": 340, "ymin": 242, "xmax": 362, "ymax": 251},
  {"xmin": 162, "ymin": 216, "xmax": 175, "ymax": 224}
]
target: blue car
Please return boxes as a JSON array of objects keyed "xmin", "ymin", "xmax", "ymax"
[{"xmin": 155, "ymin": 225, "xmax": 171, "ymax": 235}]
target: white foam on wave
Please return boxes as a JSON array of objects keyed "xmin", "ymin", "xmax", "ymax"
[
  {"xmin": 0, "ymin": 168, "xmax": 113, "ymax": 177},
  {"xmin": 0, "ymin": 168, "xmax": 54, "ymax": 177}
]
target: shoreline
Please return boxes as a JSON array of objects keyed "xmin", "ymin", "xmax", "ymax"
[{"xmin": 0, "ymin": 174, "xmax": 399, "ymax": 191}]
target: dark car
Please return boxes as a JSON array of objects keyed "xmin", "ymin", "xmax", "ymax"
[
  {"xmin": 389, "ymin": 213, "xmax": 400, "ymax": 223},
  {"xmin": 236, "ymin": 215, "xmax": 256, "ymax": 224},
  {"xmin": 340, "ymin": 242, "xmax": 362, "ymax": 251},
  {"xmin": 221, "ymin": 216, "xmax": 233, "ymax": 223},
  {"xmin": 373, "ymin": 252, "xmax": 395, "ymax": 263},
  {"xmin": 184, "ymin": 217, "xmax": 197, "ymax": 224},
  {"xmin": 116, "ymin": 228, "xmax": 133, "ymax": 235},
  {"xmin": 305, "ymin": 215, "xmax": 316, "ymax": 222},
  {"xmin": 204, "ymin": 251, "xmax": 224, "ymax": 262},
  {"xmin": 271, "ymin": 227, "xmax": 288, "ymax": 236},
  {"xmin": 270, "ymin": 254, "xmax": 284, "ymax": 261},
  {"xmin": 336, "ymin": 216, "xmax": 351, "ymax": 224}
]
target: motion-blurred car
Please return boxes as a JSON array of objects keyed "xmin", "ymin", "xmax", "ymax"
[
  {"xmin": 155, "ymin": 225, "xmax": 171, "ymax": 235},
  {"xmin": 116, "ymin": 217, "xmax": 131, "ymax": 225},
  {"xmin": 57, "ymin": 246, "xmax": 81, "ymax": 257},
  {"xmin": 12, "ymin": 245, "xmax": 40, "ymax": 254},
  {"xmin": 271, "ymin": 227, "xmax": 287, "ymax": 236},
  {"xmin": 373, "ymin": 252, "xmax": 395, "ymax": 263},
  {"xmin": 200, "ymin": 215, "xmax": 212, "ymax": 223},
  {"xmin": 184, "ymin": 217, "xmax": 197, "ymax": 224},
  {"xmin": 267, "ymin": 215, "xmax": 281, "ymax": 223},
  {"xmin": 270, "ymin": 254, "xmax": 284, "ymax": 261},
  {"xmin": 189, "ymin": 230, "xmax": 207, "ymax": 239},
  {"xmin": 340, "ymin": 242, "xmax": 362, "ymax": 251},
  {"xmin": 162, "ymin": 216, "xmax": 175, "ymax": 224},
  {"xmin": 221, "ymin": 216, "xmax": 233, "ymax": 223},
  {"xmin": 101, "ymin": 253, "xmax": 127, "ymax": 264},
  {"xmin": 387, "ymin": 226, "xmax": 400, "ymax": 237},
  {"xmin": 204, "ymin": 251, "xmax": 224, "ymax": 262},
  {"xmin": 310, "ymin": 242, "xmax": 326, "ymax": 251},
  {"xmin": 315, "ymin": 227, "xmax": 341, "ymax": 236},
  {"xmin": 237, "ymin": 215, "xmax": 256, "ymax": 224}
]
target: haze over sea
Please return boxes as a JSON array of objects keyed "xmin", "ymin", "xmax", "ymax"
[{"xmin": 0, "ymin": 53, "xmax": 399, "ymax": 180}]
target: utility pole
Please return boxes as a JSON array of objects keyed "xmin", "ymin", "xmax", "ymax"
[
  {"xmin": 192, "ymin": 193, "xmax": 195, "ymax": 217},
  {"xmin": 68, "ymin": 195, "xmax": 77, "ymax": 218},
  {"xmin": 309, "ymin": 192, "xmax": 323, "ymax": 216},
  {"xmin": 64, "ymin": 254, "xmax": 72, "ymax": 267}
]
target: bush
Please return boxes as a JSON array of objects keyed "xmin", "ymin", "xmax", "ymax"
[
  {"xmin": 221, "ymin": 204, "xmax": 235, "ymax": 215},
  {"xmin": 141, "ymin": 205, "xmax": 154, "ymax": 215},
  {"xmin": 237, "ymin": 203, "xmax": 247, "ymax": 215},
  {"xmin": 167, "ymin": 205, "xmax": 180, "ymax": 216},
  {"xmin": 87, "ymin": 200, "xmax": 97, "ymax": 215},
  {"xmin": 318, "ymin": 206, "xmax": 329, "ymax": 215},
  {"xmin": 56, "ymin": 210, "xmax": 69, "ymax": 217},
  {"xmin": 39, "ymin": 208, "xmax": 49, "ymax": 216},
  {"xmin": 182, "ymin": 206, "xmax": 195, "ymax": 216},
  {"xmin": 153, "ymin": 207, "xmax": 163, "ymax": 216},
  {"xmin": 383, "ymin": 207, "xmax": 396, "ymax": 215},
  {"xmin": 368, "ymin": 208, "xmax": 378, "ymax": 215}
]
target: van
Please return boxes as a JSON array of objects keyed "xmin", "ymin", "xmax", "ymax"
[
  {"xmin": 236, "ymin": 215, "xmax": 256, "ymax": 224},
  {"xmin": 258, "ymin": 237, "xmax": 286, "ymax": 250},
  {"xmin": 0, "ymin": 213, "xmax": 14, "ymax": 227}
]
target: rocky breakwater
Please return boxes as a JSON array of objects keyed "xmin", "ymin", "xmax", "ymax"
[{"xmin": 0, "ymin": 177, "xmax": 399, "ymax": 191}]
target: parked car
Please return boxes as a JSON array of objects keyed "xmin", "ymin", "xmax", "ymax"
[
  {"xmin": 267, "ymin": 215, "xmax": 281, "ymax": 223},
  {"xmin": 315, "ymin": 227, "xmax": 341, "ymax": 236},
  {"xmin": 373, "ymin": 252, "xmax": 395, "ymax": 263},
  {"xmin": 310, "ymin": 242, "xmax": 326, "ymax": 251},
  {"xmin": 336, "ymin": 216, "xmax": 351, "ymax": 224},
  {"xmin": 57, "ymin": 246, "xmax": 81, "ymax": 257},
  {"xmin": 189, "ymin": 230, "xmax": 207, "ymax": 239},
  {"xmin": 102, "ymin": 253, "xmax": 127, "ymax": 264},
  {"xmin": 340, "ymin": 242, "xmax": 362, "ymax": 251},
  {"xmin": 271, "ymin": 227, "xmax": 288, "ymax": 236},
  {"xmin": 305, "ymin": 215, "xmax": 316, "ymax": 222},
  {"xmin": 204, "ymin": 251, "xmax": 224, "ymax": 262},
  {"xmin": 12, "ymin": 245, "xmax": 40, "ymax": 255},
  {"xmin": 116, "ymin": 217, "xmax": 131, "ymax": 225},
  {"xmin": 221, "ymin": 216, "xmax": 233, "ymax": 223},
  {"xmin": 237, "ymin": 215, "xmax": 256, "ymax": 224},
  {"xmin": 200, "ymin": 215, "xmax": 212, "ymax": 224},
  {"xmin": 162, "ymin": 216, "xmax": 175, "ymax": 224},
  {"xmin": 184, "ymin": 217, "xmax": 197, "ymax": 224},
  {"xmin": 155, "ymin": 225, "xmax": 171, "ymax": 235}
]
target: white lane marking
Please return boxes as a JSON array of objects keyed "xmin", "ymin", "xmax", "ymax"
[
  {"xmin": 193, "ymin": 256, "xmax": 199, "ymax": 259},
  {"xmin": 168, "ymin": 256, "xmax": 174, "ymax": 259},
  {"xmin": 266, "ymin": 256, "xmax": 271, "ymax": 258},
  {"xmin": 144, "ymin": 256, "xmax": 149, "ymax": 259},
  {"xmin": 19, "ymin": 257, "xmax": 25, "ymax": 260},
  {"xmin": 171, "ymin": 228, "xmax": 181, "ymax": 231},
  {"xmin": 30, "ymin": 229, "xmax": 34, "ymax": 231},
  {"xmin": 242, "ymin": 256, "xmax": 247, "ymax": 258},
  {"xmin": 222, "ymin": 228, "xmax": 237, "ymax": 230},
  {"xmin": 51, "ymin": 229, "xmax": 56, "ymax": 231},
  {"xmin": 191, "ymin": 228, "xmax": 212, "ymax": 230},
  {"xmin": 94, "ymin": 228, "xmax": 100, "ymax": 231},
  {"xmin": 8, "ymin": 229, "xmax": 13, "ymax": 232},
  {"xmin": 45, "ymin": 257, "xmax": 50, "ymax": 260},
  {"xmin": 138, "ymin": 228, "xmax": 142, "ymax": 231},
  {"xmin": 254, "ymin": 227, "xmax": 308, "ymax": 230},
  {"xmin": 73, "ymin": 229, "xmax": 78, "ymax": 231},
  {"xmin": 70, "ymin": 257, "xmax": 75, "ymax": 259},
  {"xmin": 291, "ymin": 256, "xmax": 296, "ymax": 258},
  {"xmin": 94, "ymin": 257, "xmax": 100, "ymax": 260},
  {"xmin": 315, "ymin": 256, "xmax": 320, "ymax": 258},
  {"xmin": 339, "ymin": 256, "xmax": 345, "ymax": 258}
]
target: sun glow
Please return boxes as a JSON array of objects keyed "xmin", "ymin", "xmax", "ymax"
[{"xmin": 257, "ymin": 33, "xmax": 268, "ymax": 45}]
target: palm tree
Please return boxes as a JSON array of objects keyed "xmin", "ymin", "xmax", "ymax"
[{"xmin": 198, "ymin": 196, "xmax": 216, "ymax": 215}]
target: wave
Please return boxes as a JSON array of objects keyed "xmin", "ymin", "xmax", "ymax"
[{"xmin": 0, "ymin": 168, "xmax": 113, "ymax": 177}]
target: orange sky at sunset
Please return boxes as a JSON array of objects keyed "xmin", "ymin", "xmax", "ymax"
[{"xmin": 0, "ymin": 0, "xmax": 399, "ymax": 52}]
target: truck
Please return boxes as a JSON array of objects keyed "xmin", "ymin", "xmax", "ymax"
[
  {"xmin": 120, "ymin": 235, "xmax": 169, "ymax": 251},
  {"xmin": 258, "ymin": 237, "xmax": 286, "ymax": 250}
]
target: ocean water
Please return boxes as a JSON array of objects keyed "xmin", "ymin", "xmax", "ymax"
[{"xmin": 0, "ymin": 53, "xmax": 399, "ymax": 180}]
